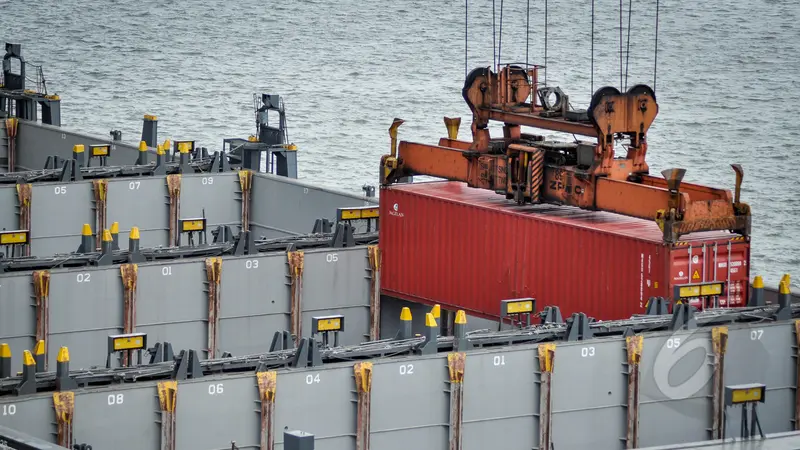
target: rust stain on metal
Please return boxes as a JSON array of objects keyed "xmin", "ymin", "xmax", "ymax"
[
  {"xmin": 257, "ymin": 371, "xmax": 277, "ymax": 450},
  {"xmin": 5, "ymin": 118, "xmax": 18, "ymax": 172},
  {"xmin": 626, "ymin": 335, "xmax": 643, "ymax": 448},
  {"xmin": 711, "ymin": 326, "xmax": 728, "ymax": 439},
  {"xmin": 120, "ymin": 264, "xmax": 139, "ymax": 366},
  {"xmin": 238, "ymin": 169, "xmax": 253, "ymax": 232},
  {"xmin": 205, "ymin": 257, "xmax": 223, "ymax": 359},
  {"xmin": 367, "ymin": 245, "xmax": 381, "ymax": 340},
  {"xmin": 92, "ymin": 179, "xmax": 108, "ymax": 249},
  {"xmin": 538, "ymin": 343, "xmax": 555, "ymax": 450},
  {"xmin": 448, "ymin": 352, "xmax": 465, "ymax": 450},
  {"xmin": 16, "ymin": 183, "xmax": 31, "ymax": 256},
  {"xmin": 53, "ymin": 391, "xmax": 74, "ymax": 448},
  {"xmin": 287, "ymin": 251, "xmax": 304, "ymax": 344},
  {"xmin": 33, "ymin": 270, "xmax": 50, "ymax": 370},
  {"xmin": 354, "ymin": 362, "xmax": 373, "ymax": 450},
  {"xmin": 166, "ymin": 174, "xmax": 182, "ymax": 246},
  {"xmin": 157, "ymin": 380, "xmax": 178, "ymax": 450},
  {"xmin": 795, "ymin": 321, "xmax": 800, "ymax": 430},
  {"xmin": 538, "ymin": 343, "xmax": 555, "ymax": 373}
]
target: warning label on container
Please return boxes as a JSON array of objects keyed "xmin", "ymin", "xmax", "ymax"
[{"xmin": 692, "ymin": 270, "xmax": 700, "ymax": 280}]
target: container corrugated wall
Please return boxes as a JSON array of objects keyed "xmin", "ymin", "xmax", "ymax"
[{"xmin": 380, "ymin": 181, "xmax": 750, "ymax": 321}]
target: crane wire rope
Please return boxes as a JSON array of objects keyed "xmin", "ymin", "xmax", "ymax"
[
  {"xmin": 619, "ymin": 0, "xmax": 624, "ymax": 90},
  {"xmin": 624, "ymin": 0, "xmax": 634, "ymax": 90},
  {"xmin": 498, "ymin": 0, "xmax": 505, "ymax": 68},
  {"xmin": 544, "ymin": 0, "xmax": 548, "ymax": 85},
  {"xmin": 591, "ymin": 0, "xmax": 595, "ymax": 95},
  {"xmin": 465, "ymin": 0, "xmax": 468, "ymax": 78},
  {"xmin": 492, "ymin": 0, "xmax": 497, "ymax": 70},
  {"xmin": 526, "ymin": 0, "xmax": 530, "ymax": 69},
  {"xmin": 654, "ymin": 0, "xmax": 660, "ymax": 93}
]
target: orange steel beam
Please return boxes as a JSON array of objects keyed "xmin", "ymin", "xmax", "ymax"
[
  {"xmin": 596, "ymin": 177, "xmax": 738, "ymax": 231},
  {"xmin": 487, "ymin": 109, "xmax": 599, "ymax": 137},
  {"xmin": 638, "ymin": 174, "xmax": 733, "ymax": 203},
  {"xmin": 397, "ymin": 142, "xmax": 472, "ymax": 183},
  {"xmin": 595, "ymin": 178, "xmax": 675, "ymax": 220},
  {"xmin": 388, "ymin": 140, "xmax": 746, "ymax": 241},
  {"xmin": 438, "ymin": 138, "xmax": 472, "ymax": 150}
]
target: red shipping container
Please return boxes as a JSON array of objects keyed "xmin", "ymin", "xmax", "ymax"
[{"xmin": 379, "ymin": 181, "xmax": 751, "ymax": 322}]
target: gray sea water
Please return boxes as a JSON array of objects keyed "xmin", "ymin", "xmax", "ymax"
[{"xmin": 2, "ymin": 0, "xmax": 798, "ymax": 287}]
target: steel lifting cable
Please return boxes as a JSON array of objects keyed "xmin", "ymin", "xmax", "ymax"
[
  {"xmin": 498, "ymin": 0, "xmax": 504, "ymax": 67},
  {"xmin": 492, "ymin": 0, "xmax": 497, "ymax": 70},
  {"xmin": 544, "ymin": 0, "xmax": 548, "ymax": 85},
  {"xmin": 465, "ymin": 0, "xmax": 468, "ymax": 78},
  {"xmin": 654, "ymin": 0, "xmax": 660, "ymax": 92},
  {"xmin": 526, "ymin": 0, "xmax": 530, "ymax": 68},
  {"xmin": 624, "ymin": 0, "xmax": 634, "ymax": 90},
  {"xmin": 619, "ymin": 0, "xmax": 624, "ymax": 90},
  {"xmin": 591, "ymin": 0, "xmax": 595, "ymax": 95}
]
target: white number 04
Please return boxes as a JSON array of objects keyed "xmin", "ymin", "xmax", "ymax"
[{"xmin": 306, "ymin": 374, "xmax": 321, "ymax": 384}]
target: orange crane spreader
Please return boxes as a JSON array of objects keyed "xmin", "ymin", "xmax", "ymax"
[{"xmin": 380, "ymin": 65, "xmax": 751, "ymax": 243}]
